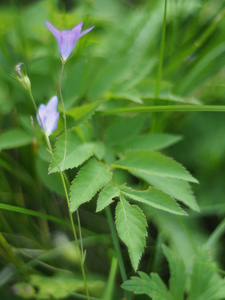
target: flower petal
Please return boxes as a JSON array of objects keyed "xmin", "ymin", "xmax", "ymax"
[
  {"xmin": 45, "ymin": 111, "xmax": 59, "ymax": 134},
  {"xmin": 36, "ymin": 96, "xmax": 59, "ymax": 135},
  {"xmin": 72, "ymin": 22, "xmax": 83, "ymax": 34},
  {"xmin": 79, "ymin": 26, "xmax": 94, "ymax": 38},
  {"xmin": 45, "ymin": 21, "xmax": 61, "ymax": 40},
  {"xmin": 37, "ymin": 104, "xmax": 47, "ymax": 130},
  {"xmin": 59, "ymin": 27, "xmax": 81, "ymax": 60},
  {"xmin": 46, "ymin": 95, "xmax": 58, "ymax": 113}
]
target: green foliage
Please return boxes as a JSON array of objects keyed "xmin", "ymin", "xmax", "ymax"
[
  {"xmin": 70, "ymin": 158, "xmax": 112, "ymax": 212},
  {"xmin": 122, "ymin": 271, "xmax": 171, "ymax": 300},
  {"xmin": 105, "ymin": 116, "xmax": 145, "ymax": 146},
  {"xmin": 187, "ymin": 249, "xmax": 225, "ymax": 300},
  {"xmin": 49, "ymin": 129, "xmax": 96, "ymax": 173},
  {"xmin": 0, "ymin": 203, "xmax": 69, "ymax": 226},
  {"xmin": 115, "ymin": 195, "xmax": 147, "ymax": 271},
  {"xmin": 120, "ymin": 185, "xmax": 186, "ymax": 215},
  {"xmin": 1, "ymin": 0, "xmax": 225, "ymax": 298},
  {"xmin": 66, "ymin": 101, "xmax": 101, "ymax": 127},
  {"xmin": 132, "ymin": 172, "xmax": 200, "ymax": 212},
  {"xmin": 96, "ymin": 184, "xmax": 120, "ymax": 212},
  {"xmin": 116, "ymin": 133, "xmax": 182, "ymax": 152},
  {"xmin": 112, "ymin": 150, "xmax": 198, "ymax": 183},
  {"xmin": 13, "ymin": 273, "xmax": 105, "ymax": 299},
  {"xmin": 0, "ymin": 129, "xmax": 33, "ymax": 150},
  {"xmin": 122, "ymin": 246, "xmax": 225, "ymax": 300}
]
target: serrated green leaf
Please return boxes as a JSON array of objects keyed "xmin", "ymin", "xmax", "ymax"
[
  {"xmin": 120, "ymin": 186, "xmax": 187, "ymax": 215},
  {"xmin": 94, "ymin": 141, "xmax": 106, "ymax": 160},
  {"xmin": 96, "ymin": 184, "xmax": 120, "ymax": 212},
  {"xmin": 66, "ymin": 101, "xmax": 100, "ymax": 127},
  {"xmin": 112, "ymin": 150, "xmax": 198, "ymax": 183},
  {"xmin": 121, "ymin": 272, "xmax": 153, "ymax": 297},
  {"xmin": 117, "ymin": 133, "xmax": 182, "ymax": 152},
  {"xmin": 122, "ymin": 271, "xmax": 171, "ymax": 300},
  {"xmin": 132, "ymin": 171, "xmax": 199, "ymax": 212},
  {"xmin": 115, "ymin": 196, "xmax": 147, "ymax": 271},
  {"xmin": 148, "ymin": 273, "xmax": 173, "ymax": 300},
  {"xmin": 0, "ymin": 129, "xmax": 33, "ymax": 150},
  {"xmin": 70, "ymin": 158, "xmax": 112, "ymax": 212},
  {"xmin": 162, "ymin": 245, "xmax": 186, "ymax": 300},
  {"xmin": 49, "ymin": 130, "xmax": 96, "ymax": 173}
]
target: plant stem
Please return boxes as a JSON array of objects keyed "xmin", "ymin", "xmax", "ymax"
[
  {"xmin": 28, "ymin": 89, "xmax": 90, "ymax": 300},
  {"xmin": 100, "ymin": 104, "xmax": 225, "ymax": 115},
  {"xmin": 59, "ymin": 62, "xmax": 67, "ymax": 171},
  {"xmin": 58, "ymin": 61, "xmax": 85, "ymax": 271},
  {"xmin": 105, "ymin": 207, "xmax": 131, "ymax": 300}
]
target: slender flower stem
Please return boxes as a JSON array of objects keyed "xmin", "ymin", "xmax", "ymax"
[
  {"xmin": 58, "ymin": 60, "xmax": 85, "ymax": 267},
  {"xmin": 105, "ymin": 207, "xmax": 131, "ymax": 300},
  {"xmin": 59, "ymin": 62, "xmax": 67, "ymax": 171},
  {"xmin": 27, "ymin": 89, "xmax": 90, "ymax": 300}
]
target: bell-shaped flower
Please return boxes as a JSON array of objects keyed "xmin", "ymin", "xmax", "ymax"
[
  {"xmin": 45, "ymin": 21, "xmax": 94, "ymax": 61},
  {"xmin": 37, "ymin": 96, "xmax": 59, "ymax": 136}
]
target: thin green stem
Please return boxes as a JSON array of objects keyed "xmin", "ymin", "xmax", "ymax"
[
  {"xmin": 59, "ymin": 62, "xmax": 67, "ymax": 171},
  {"xmin": 99, "ymin": 104, "xmax": 225, "ymax": 115},
  {"xmin": 58, "ymin": 61, "xmax": 86, "ymax": 286},
  {"xmin": 105, "ymin": 207, "xmax": 131, "ymax": 300},
  {"xmin": 76, "ymin": 210, "xmax": 84, "ymax": 260},
  {"xmin": 28, "ymin": 88, "xmax": 90, "ymax": 300}
]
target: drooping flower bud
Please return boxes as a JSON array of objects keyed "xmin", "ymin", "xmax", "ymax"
[{"xmin": 36, "ymin": 96, "xmax": 59, "ymax": 136}]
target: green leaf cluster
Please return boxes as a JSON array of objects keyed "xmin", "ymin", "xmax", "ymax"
[
  {"xmin": 49, "ymin": 111, "xmax": 198, "ymax": 270},
  {"xmin": 122, "ymin": 246, "xmax": 225, "ymax": 300}
]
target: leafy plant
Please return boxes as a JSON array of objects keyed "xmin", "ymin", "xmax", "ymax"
[{"xmin": 122, "ymin": 246, "xmax": 225, "ymax": 300}]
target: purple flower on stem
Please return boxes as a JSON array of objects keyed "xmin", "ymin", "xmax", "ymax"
[
  {"xmin": 37, "ymin": 96, "xmax": 59, "ymax": 136},
  {"xmin": 45, "ymin": 21, "xmax": 94, "ymax": 61}
]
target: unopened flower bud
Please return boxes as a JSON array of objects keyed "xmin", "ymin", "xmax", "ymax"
[
  {"xmin": 14, "ymin": 63, "xmax": 31, "ymax": 91},
  {"xmin": 21, "ymin": 75, "xmax": 31, "ymax": 90}
]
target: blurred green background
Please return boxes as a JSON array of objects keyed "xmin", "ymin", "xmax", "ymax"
[{"xmin": 0, "ymin": 0, "xmax": 225, "ymax": 299}]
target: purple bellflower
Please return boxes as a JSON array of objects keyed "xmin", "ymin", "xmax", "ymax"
[
  {"xmin": 45, "ymin": 21, "xmax": 94, "ymax": 61},
  {"xmin": 37, "ymin": 96, "xmax": 59, "ymax": 136}
]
